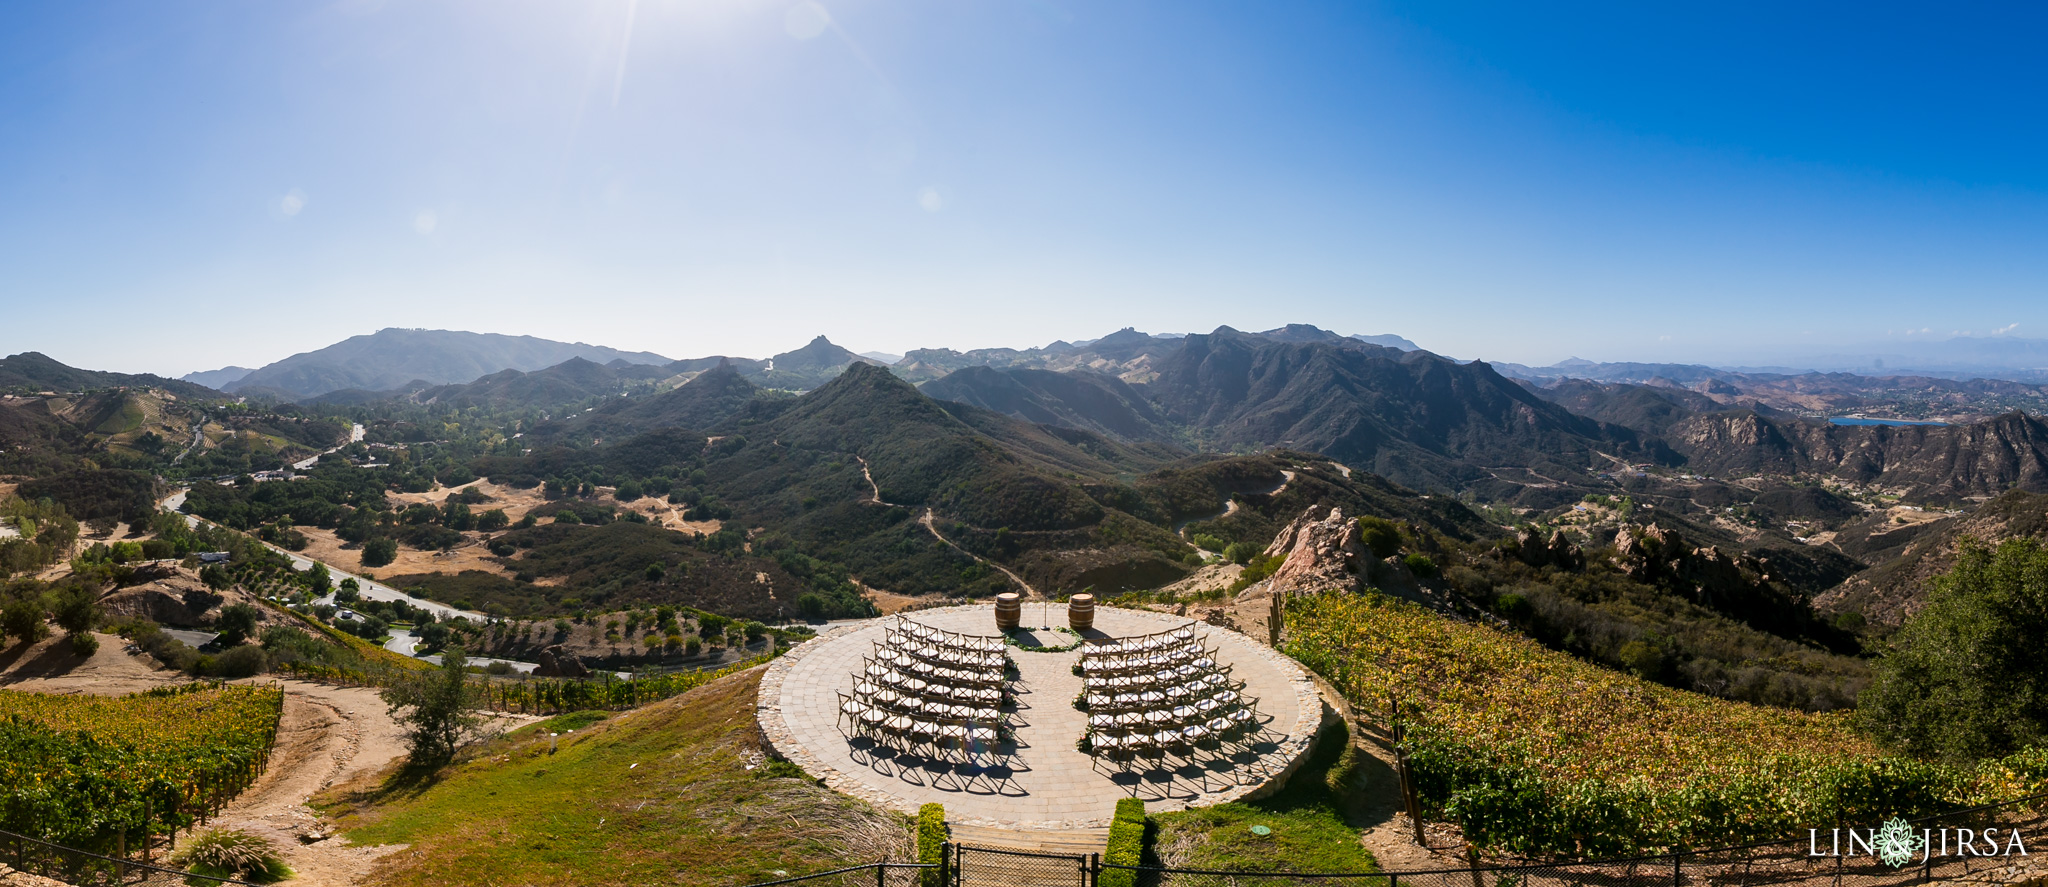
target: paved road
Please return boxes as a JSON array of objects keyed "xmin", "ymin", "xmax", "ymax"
[
  {"xmin": 163, "ymin": 628, "xmax": 219, "ymax": 648},
  {"xmin": 381, "ymin": 627, "xmax": 537, "ymax": 673},
  {"xmin": 293, "ymin": 423, "xmax": 365, "ymax": 471},
  {"xmin": 172, "ymin": 413, "xmax": 206, "ymax": 465},
  {"xmin": 158, "ymin": 489, "xmax": 488, "ymax": 622}
]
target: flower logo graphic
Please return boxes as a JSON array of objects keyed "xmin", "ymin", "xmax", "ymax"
[{"xmin": 1876, "ymin": 817, "xmax": 1923, "ymax": 867}]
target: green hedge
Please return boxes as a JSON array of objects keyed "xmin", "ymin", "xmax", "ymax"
[
  {"xmin": 917, "ymin": 803, "xmax": 947, "ymax": 887},
  {"xmin": 1100, "ymin": 798, "xmax": 1146, "ymax": 887}
]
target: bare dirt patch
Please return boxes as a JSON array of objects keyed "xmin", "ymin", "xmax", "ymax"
[
  {"xmin": 616, "ymin": 494, "xmax": 723, "ymax": 535},
  {"xmin": 389, "ymin": 481, "xmax": 545, "ymax": 524},
  {"xmin": 862, "ymin": 585, "xmax": 945, "ymax": 615},
  {"xmin": 296, "ymin": 527, "xmax": 518, "ymax": 582},
  {"xmin": 0, "ymin": 631, "xmax": 177, "ymax": 693}
]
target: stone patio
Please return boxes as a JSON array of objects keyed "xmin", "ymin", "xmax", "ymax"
[{"xmin": 757, "ymin": 604, "xmax": 1324, "ymax": 830}]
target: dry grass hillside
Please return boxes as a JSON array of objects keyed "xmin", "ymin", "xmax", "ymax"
[{"xmin": 316, "ymin": 667, "xmax": 911, "ymax": 887}]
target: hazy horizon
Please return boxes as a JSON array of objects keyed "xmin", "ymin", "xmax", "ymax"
[{"xmin": 6, "ymin": 2, "xmax": 2048, "ymax": 375}]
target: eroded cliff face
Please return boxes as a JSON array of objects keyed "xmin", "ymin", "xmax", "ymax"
[{"xmin": 1667, "ymin": 411, "xmax": 2048, "ymax": 500}]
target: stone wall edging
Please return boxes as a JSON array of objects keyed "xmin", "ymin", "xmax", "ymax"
[{"xmin": 755, "ymin": 603, "xmax": 1324, "ymax": 830}]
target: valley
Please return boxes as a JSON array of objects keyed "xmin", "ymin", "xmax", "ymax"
[{"xmin": 8, "ymin": 323, "xmax": 2048, "ymax": 885}]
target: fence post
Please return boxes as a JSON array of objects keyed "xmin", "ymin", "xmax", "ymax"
[
  {"xmin": 1672, "ymin": 851, "xmax": 1681, "ymax": 887},
  {"xmin": 875, "ymin": 861, "xmax": 886, "ymax": 887},
  {"xmin": 1089, "ymin": 852, "xmax": 1099, "ymax": 887}
]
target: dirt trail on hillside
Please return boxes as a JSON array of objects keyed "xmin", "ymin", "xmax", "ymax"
[
  {"xmin": 0, "ymin": 638, "xmax": 543, "ymax": 887},
  {"xmin": 1173, "ymin": 470, "xmax": 1297, "ymax": 538},
  {"xmin": 200, "ymin": 682, "xmax": 415, "ymax": 887},
  {"xmin": 918, "ymin": 508, "xmax": 1042, "ymax": 599},
  {"xmin": 857, "ymin": 454, "xmax": 1042, "ymax": 599},
  {"xmin": 0, "ymin": 632, "xmax": 172, "ymax": 693}
]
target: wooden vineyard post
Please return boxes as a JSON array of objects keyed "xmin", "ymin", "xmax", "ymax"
[{"xmin": 1389, "ymin": 693, "xmax": 1425, "ymax": 845}]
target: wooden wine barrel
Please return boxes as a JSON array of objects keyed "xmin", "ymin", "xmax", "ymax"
[
  {"xmin": 995, "ymin": 593, "xmax": 1022, "ymax": 631},
  {"xmin": 1068, "ymin": 594, "xmax": 1096, "ymax": 632}
]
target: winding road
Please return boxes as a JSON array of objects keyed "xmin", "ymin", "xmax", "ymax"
[
  {"xmin": 158, "ymin": 487, "xmax": 487, "ymax": 623},
  {"xmin": 1172, "ymin": 468, "xmax": 1298, "ymax": 538},
  {"xmin": 857, "ymin": 455, "xmax": 1042, "ymax": 598}
]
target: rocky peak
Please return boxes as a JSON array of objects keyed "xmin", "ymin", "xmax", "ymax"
[
  {"xmin": 1508, "ymin": 525, "xmax": 1584, "ymax": 570},
  {"xmin": 1260, "ymin": 506, "xmax": 1361, "ymax": 594}
]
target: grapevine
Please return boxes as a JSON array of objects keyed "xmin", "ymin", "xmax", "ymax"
[
  {"xmin": 1282, "ymin": 591, "xmax": 2048, "ymax": 856},
  {"xmin": 0, "ymin": 683, "xmax": 283, "ymax": 853}
]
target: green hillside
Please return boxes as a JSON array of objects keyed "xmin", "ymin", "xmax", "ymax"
[
  {"xmin": 1284, "ymin": 591, "xmax": 2048, "ymax": 856},
  {"xmin": 317, "ymin": 668, "xmax": 911, "ymax": 887}
]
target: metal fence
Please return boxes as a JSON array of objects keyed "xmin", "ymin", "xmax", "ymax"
[
  {"xmin": 737, "ymin": 861, "xmax": 939, "ymax": 887},
  {"xmin": 738, "ymin": 793, "xmax": 2048, "ymax": 887},
  {"xmin": 954, "ymin": 844, "xmax": 1092, "ymax": 887},
  {"xmin": 1104, "ymin": 792, "xmax": 2048, "ymax": 887},
  {"xmin": 0, "ymin": 829, "xmax": 264, "ymax": 887}
]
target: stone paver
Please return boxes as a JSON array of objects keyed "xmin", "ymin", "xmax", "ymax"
[{"xmin": 758, "ymin": 604, "xmax": 1323, "ymax": 830}]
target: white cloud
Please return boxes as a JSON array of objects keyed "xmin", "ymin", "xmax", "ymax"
[
  {"xmin": 918, "ymin": 187, "xmax": 943, "ymax": 212},
  {"xmin": 413, "ymin": 210, "xmax": 438, "ymax": 235},
  {"xmin": 279, "ymin": 189, "xmax": 306, "ymax": 217},
  {"xmin": 1995, "ymin": 322, "xmax": 2021, "ymax": 335}
]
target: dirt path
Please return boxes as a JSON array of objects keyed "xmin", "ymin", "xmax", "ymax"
[
  {"xmin": 1173, "ymin": 470, "xmax": 1296, "ymax": 538},
  {"xmin": 856, "ymin": 455, "xmax": 888, "ymax": 505},
  {"xmin": 0, "ymin": 636, "xmax": 543, "ymax": 887},
  {"xmin": 856, "ymin": 454, "xmax": 1039, "ymax": 599},
  {"xmin": 200, "ymin": 681, "xmax": 416, "ymax": 887},
  {"xmin": 917, "ymin": 509, "xmax": 1041, "ymax": 598}
]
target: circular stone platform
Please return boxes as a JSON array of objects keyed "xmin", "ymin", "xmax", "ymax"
[{"xmin": 756, "ymin": 604, "xmax": 1324, "ymax": 830}]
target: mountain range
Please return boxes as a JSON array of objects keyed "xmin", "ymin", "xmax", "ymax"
[
  {"xmin": 2, "ymin": 352, "xmax": 219, "ymax": 399},
  {"xmin": 191, "ymin": 329, "xmax": 673, "ymax": 400},
  {"xmin": 123, "ymin": 322, "xmax": 2048, "ymax": 511}
]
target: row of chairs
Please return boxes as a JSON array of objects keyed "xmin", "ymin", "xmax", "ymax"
[
  {"xmin": 891, "ymin": 616, "xmax": 1006, "ymax": 653},
  {"xmin": 1085, "ymin": 677, "xmax": 1246, "ymax": 716},
  {"xmin": 1088, "ymin": 709, "xmax": 1264, "ymax": 774},
  {"xmin": 1077, "ymin": 622, "xmax": 1268, "ymax": 768},
  {"xmin": 839, "ymin": 687, "xmax": 1002, "ymax": 730},
  {"xmin": 1081, "ymin": 624, "xmax": 1198, "ymax": 657},
  {"xmin": 840, "ymin": 618, "xmax": 1013, "ymax": 765},
  {"xmin": 858, "ymin": 672, "xmax": 1002, "ymax": 708},
  {"xmin": 841, "ymin": 701, "xmax": 1005, "ymax": 763},
  {"xmin": 863, "ymin": 653, "xmax": 1006, "ymax": 690},
  {"xmin": 884, "ymin": 629, "xmax": 1006, "ymax": 670},
  {"xmin": 1083, "ymin": 645, "xmax": 1219, "ymax": 676}
]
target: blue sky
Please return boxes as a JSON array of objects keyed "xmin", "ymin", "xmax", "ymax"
[{"xmin": 3, "ymin": 1, "xmax": 2046, "ymax": 375}]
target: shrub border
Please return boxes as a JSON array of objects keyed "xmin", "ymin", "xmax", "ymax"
[{"xmin": 1100, "ymin": 798, "xmax": 1146, "ymax": 887}]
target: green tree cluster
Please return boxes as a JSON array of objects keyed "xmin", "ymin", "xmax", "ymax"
[{"xmin": 1860, "ymin": 538, "xmax": 2048, "ymax": 762}]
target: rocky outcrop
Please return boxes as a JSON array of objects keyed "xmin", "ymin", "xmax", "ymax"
[
  {"xmin": 0, "ymin": 864, "xmax": 75, "ymax": 887},
  {"xmin": 534, "ymin": 644, "xmax": 590, "ymax": 678},
  {"xmin": 96, "ymin": 567, "xmax": 276, "ymax": 629},
  {"xmin": 1260, "ymin": 506, "xmax": 1361, "ymax": 594},
  {"xmin": 1608, "ymin": 524, "xmax": 1827, "ymax": 637},
  {"xmin": 1504, "ymin": 525, "xmax": 1584, "ymax": 571}
]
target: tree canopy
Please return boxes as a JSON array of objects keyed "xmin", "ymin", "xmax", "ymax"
[{"xmin": 1859, "ymin": 538, "xmax": 2048, "ymax": 762}]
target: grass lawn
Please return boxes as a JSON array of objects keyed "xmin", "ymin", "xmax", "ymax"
[
  {"xmin": 316, "ymin": 667, "xmax": 911, "ymax": 887},
  {"xmin": 1146, "ymin": 719, "xmax": 1379, "ymax": 873}
]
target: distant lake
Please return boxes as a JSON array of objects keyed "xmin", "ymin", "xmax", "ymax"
[{"xmin": 1829, "ymin": 417, "xmax": 1948, "ymax": 427}]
